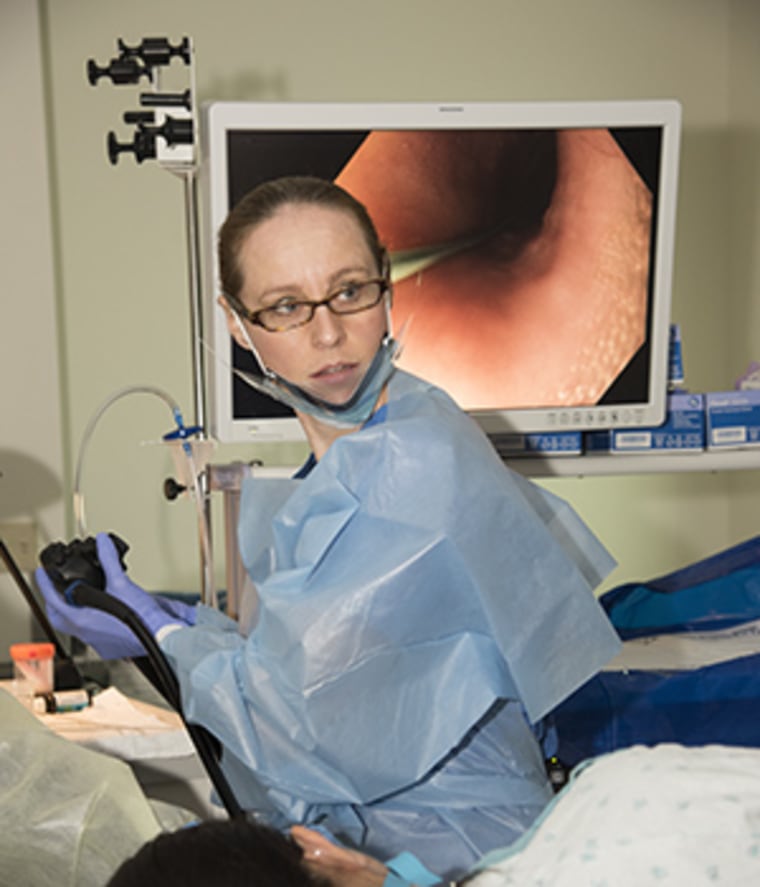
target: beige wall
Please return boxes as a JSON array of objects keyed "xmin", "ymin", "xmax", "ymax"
[
  {"xmin": 0, "ymin": 1, "xmax": 64, "ymax": 652},
  {"xmin": 3, "ymin": 1, "xmax": 759, "ymax": 627},
  {"xmin": 724, "ymin": 0, "xmax": 760, "ymax": 541}
]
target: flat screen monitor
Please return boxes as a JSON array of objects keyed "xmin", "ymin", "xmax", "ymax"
[{"xmin": 200, "ymin": 100, "xmax": 681, "ymax": 444}]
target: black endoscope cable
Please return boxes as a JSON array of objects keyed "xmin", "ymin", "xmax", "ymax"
[{"xmin": 64, "ymin": 581, "xmax": 245, "ymax": 819}]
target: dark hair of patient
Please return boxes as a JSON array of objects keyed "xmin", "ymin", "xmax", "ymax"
[{"xmin": 107, "ymin": 818, "xmax": 330, "ymax": 887}]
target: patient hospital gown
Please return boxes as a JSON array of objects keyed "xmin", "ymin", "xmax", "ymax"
[
  {"xmin": 468, "ymin": 743, "xmax": 760, "ymax": 886},
  {"xmin": 161, "ymin": 370, "xmax": 621, "ymax": 879}
]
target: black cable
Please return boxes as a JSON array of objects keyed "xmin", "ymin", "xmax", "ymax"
[
  {"xmin": 66, "ymin": 582, "xmax": 245, "ymax": 819},
  {"xmin": 1, "ymin": 540, "xmax": 70, "ymax": 659},
  {"xmin": 0, "ymin": 540, "xmax": 86, "ymax": 690}
]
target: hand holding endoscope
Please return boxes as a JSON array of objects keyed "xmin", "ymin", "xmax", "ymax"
[
  {"xmin": 39, "ymin": 532, "xmax": 129, "ymax": 596},
  {"xmin": 37, "ymin": 532, "xmax": 244, "ymax": 819},
  {"xmin": 37, "ymin": 533, "xmax": 195, "ymax": 661}
]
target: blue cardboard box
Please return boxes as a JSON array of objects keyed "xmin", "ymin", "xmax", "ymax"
[
  {"xmin": 705, "ymin": 390, "xmax": 760, "ymax": 449},
  {"xmin": 492, "ymin": 431, "xmax": 583, "ymax": 457},
  {"xmin": 668, "ymin": 323, "xmax": 685, "ymax": 387},
  {"xmin": 585, "ymin": 393, "xmax": 705, "ymax": 453}
]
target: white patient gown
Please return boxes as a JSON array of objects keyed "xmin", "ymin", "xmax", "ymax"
[{"xmin": 160, "ymin": 371, "xmax": 621, "ymax": 879}]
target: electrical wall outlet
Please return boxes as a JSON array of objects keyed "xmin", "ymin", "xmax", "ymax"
[{"xmin": 0, "ymin": 522, "xmax": 38, "ymax": 572}]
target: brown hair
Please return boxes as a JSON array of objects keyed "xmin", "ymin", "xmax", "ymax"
[{"xmin": 218, "ymin": 175, "xmax": 388, "ymax": 306}]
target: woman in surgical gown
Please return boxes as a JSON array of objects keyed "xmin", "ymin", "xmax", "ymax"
[{"xmin": 39, "ymin": 176, "xmax": 620, "ymax": 882}]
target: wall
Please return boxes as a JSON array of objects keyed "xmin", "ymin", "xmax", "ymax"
[
  {"xmin": 724, "ymin": 0, "xmax": 760, "ymax": 542},
  {"xmin": 4, "ymin": 0, "xmax": 758, "ymax": 620},
  {"xmin": 0, "ymin": 1, "xmax": 65, "ymax": 653}
]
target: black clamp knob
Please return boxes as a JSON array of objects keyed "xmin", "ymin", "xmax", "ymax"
[
  {"xmin": 163, "ymin": 478, "xmax": 187, "ymax": 501},
  {"xmin": 107, "ymin": 130, "xmax": 156, "ymax": 165},
  {"xmin": 87, "ymin": 56, "xmax": 152, "ymax": 86},
  {"xmin": 118, "ymin": 36, "xmax": 191, "ymax": 67}
]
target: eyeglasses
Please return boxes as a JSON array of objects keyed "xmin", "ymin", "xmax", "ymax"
[{"xmin": 233, "ymin": 278, "xmax": 388, "ymax": 333}]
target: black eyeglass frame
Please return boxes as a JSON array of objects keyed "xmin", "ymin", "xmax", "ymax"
[{"xmin": 229, "ymin": 277, "xmax": 389, "ymax": 333}]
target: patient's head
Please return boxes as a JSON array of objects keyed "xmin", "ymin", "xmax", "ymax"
[
  {"xmin": 107, "ymin": 817, "xmax": 330, "ymax": 887},
  {"xmin": 108, "ymin": 818, "xmax": 438, "ymax": 887}
]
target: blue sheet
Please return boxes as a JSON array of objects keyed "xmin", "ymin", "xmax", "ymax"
[{"xmin": 551, "ymin": 536, "xmax": 760, "ymax": 767}]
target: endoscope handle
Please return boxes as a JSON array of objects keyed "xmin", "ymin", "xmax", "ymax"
[{"xmin": 39, "ymin": 533, "xmax": 129, "ymax": 592}]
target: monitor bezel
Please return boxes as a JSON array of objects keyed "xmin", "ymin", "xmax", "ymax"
[{"xmin": 201, "ymin": 99, "xmax": 681, "ymax": 444}]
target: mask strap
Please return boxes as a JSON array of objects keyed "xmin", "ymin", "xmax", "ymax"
[
  {"xmin": 230, "ymin": 310, "xmax": 276, "ymax": 380},
  {"xmin": 383, "ymin": 289, "xmax": 394, "ymax": 340}
]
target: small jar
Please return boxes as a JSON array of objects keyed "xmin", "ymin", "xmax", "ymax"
[{"xmin": 9, "ymin": 642, "xmax": 55, "ymax": 708}]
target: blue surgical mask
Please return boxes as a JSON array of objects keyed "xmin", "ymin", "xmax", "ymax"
[{"xmin": 231, "ymin": 307, "xmax": 401, "ymax": 428}]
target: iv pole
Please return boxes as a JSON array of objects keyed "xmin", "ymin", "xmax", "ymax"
[
  {"xmin": 87, "ymin": 36, "xmax": 215, "ymax": 606},
  {"xmin": 181, "ymin": 168, "xmax": 207, "ymax": 438}
]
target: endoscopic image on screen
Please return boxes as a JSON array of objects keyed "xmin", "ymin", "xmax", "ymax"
[
  {"xmin": 336, "ymin": 127, "xmax": 656, "ymax": 412},
  {"xmin": 221, "ymin": 117, "xmax": 666, "ymax": 434}
]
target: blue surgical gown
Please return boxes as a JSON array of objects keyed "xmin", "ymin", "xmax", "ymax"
[{"xmin": 161, "ymin": 371, "xmax": 621, "ymax": 879}]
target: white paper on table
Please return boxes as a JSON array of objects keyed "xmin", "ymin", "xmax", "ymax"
[
  {"xmin": 38, "ymin": 685, "xmax": 195, "ymax": 760},
  {"xmin": 604, "ymin": 617, "xmax": 760, "ymax": 672}
]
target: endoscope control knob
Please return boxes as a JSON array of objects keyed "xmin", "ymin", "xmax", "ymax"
[{"xmin": 39, "ymin": 533, "xmax": 129, "ymax": 595}]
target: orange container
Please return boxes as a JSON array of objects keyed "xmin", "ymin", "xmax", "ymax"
[{"xmin": 9, "ymin": 642, "xmax": 55, "ymax": 696}]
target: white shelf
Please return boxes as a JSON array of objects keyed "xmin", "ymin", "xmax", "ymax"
[
  {"xmin": 231, "ymin": 449, "xmax": 760, "ymax": 481},
  {"xmin": 505, "ymin": 449, "xmax": 760, "ymax": 478}
]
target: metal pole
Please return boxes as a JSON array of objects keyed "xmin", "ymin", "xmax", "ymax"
[
  {"xmin": 179, "ymin": 167, "xmax": 215, "ymax": 606},
  {"xmin": 182, "ymin": 168, "xmax": 207, "ymax": 436}
]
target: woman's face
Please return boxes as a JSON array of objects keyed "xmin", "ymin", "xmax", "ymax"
[{"xmin": 229, "ymin": 202, "xmax": 387, "ymax": 407}]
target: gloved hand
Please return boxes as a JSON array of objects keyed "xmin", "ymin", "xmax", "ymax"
[
  {"xmin": 35, "ymin": 532, "xmax": 196, "ymax": 660},
  {"xmin": 95, "ymin": 533, "xmax": 197, "ymax": 634},
  {"xmin": 36, "ymin": 564, "xmax": 147, "ymax": 660}
]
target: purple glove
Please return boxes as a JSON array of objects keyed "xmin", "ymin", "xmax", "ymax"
[
  {"xmin": 95, "ymin": 533, "xmax": 196, "ymax": 633},
  {"xmin": 35, "ymin": 532, "xmax": 196, "ymax": 660}
]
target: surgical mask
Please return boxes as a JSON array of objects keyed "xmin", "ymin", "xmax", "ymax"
[{"xmin": 230, "ymin": 302, "xmax": 401, "ymax": 429}]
